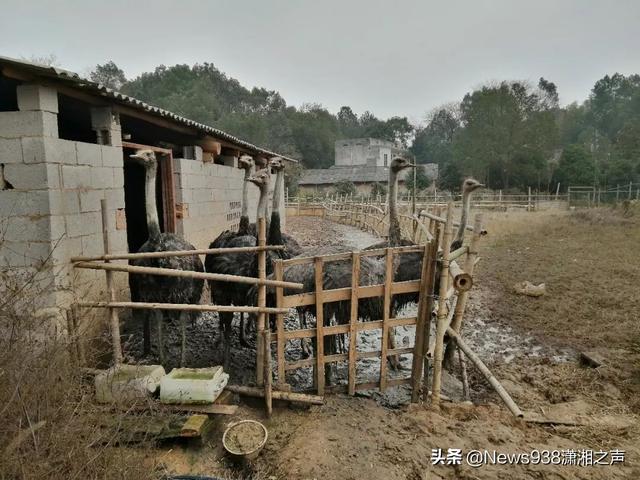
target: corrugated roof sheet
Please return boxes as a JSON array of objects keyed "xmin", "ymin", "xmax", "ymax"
[
  {"xmin": 299, "ymin": 164, "xmax": 438, "ymax": 185},
  {"xmin": 0, "ymin": 55, "xmax": 297, "ymax": 163}
]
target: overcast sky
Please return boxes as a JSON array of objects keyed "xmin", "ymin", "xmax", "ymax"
[{"xmin": 1, "ymin": 0, "xmax": 639, "ymax": 123}]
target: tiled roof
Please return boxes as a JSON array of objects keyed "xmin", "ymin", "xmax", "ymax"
[
  {"xmin": 299, "ymin": 164, "xmax": 438, "ymax": 185},
  {"xmin": 0, "ymin": 55, "xmax": 297, "ymax": 163}
]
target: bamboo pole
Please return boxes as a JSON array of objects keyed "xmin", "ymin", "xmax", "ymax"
[
  {"xmin": 256, "ymin": 218, "xmax": 266, "ymax": 387},
  {"xmin": 418, "ymin": 210, "xmax": 482, "ymax": 234},
  {"xmin": 78, "ymin": 301, "xmax": 289, "ymax": 314},
  {"xmin": 66, "ymin": 308, "xmax": 77, "ymax": 368},
  {"xmin": 275, "ymin": 260, "xmax": 286, "ymax": 387},
  {"xmin": 314, "ymin": 256, "xmax": 325, "ymax": 395},
  {"xmin": 422, "ymin": 225, "xmax": 440, "ymax": 397},
  {"xmin": 446, "ymin": 327, "xmax": 523, "ymax": 417},
  {"xmin": 379, "ymin": 248, "xmax": 393, "ymax": 392},
  {"xmin": 263, "ymin": 330, "xmax": 272, "ymax": 417},
  {"xmin": 444, "ymin": 214, "xmax": 484, "ymax": 367},
  {"xmin": 226, "ymin": 385, "xmax": 324, "ymax": 405},
  {"xmin": 448, "ymin": 261, "xmax": 473, "ymax": 292},
  {"xmin": 431, "ymin": 202, "xmax": 454, "ymax": 408},
  {"xmin": 410, "ymin": 242, "xmax": 431, "ymax": 402},
  {"xmin": 100, "ymin": 200, "xmax": 123, "ymax": 365},
  {"xmin": 348, "ymin": 251, "xmax": 360, "ymax": 396},
  {"xmin": 70, "ymin": 244, "xmax": 285, "ymax": 263},
  {"xmin": 74, "ymin": 261, "xmax": 303, "ymax": 290},
  {"xmin": 458, "ymin": 348, "xmax": 470, "ymax": 401}
]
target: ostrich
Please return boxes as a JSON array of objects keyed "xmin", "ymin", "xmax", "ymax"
[
  {"xmin": 268, "ymin": 157, "xmax": 302, "ymax": 257},
  {"xmin": 449, "ymin": 178, "xmax": 484, "ymax": 251},
  {"xmin": 128, "ymin": 149, "xmax": 204, "ymax": 367},
  {"xmin": 205, "ymin": 167, "xmax": 274, "ymax": 367}
]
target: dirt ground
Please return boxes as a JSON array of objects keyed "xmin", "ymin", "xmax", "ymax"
[{"xmin": 150, "ymin": 207, "xmax": 640, "ymax": 480}]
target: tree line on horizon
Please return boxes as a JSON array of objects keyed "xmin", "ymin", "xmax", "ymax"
[{"xmin": 90, "ymin": 61, "xmax": 640, "ymax": 192}]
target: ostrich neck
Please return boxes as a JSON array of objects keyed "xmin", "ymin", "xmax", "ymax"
[
  {"xmin": 272, "ymin": 169, "xmax": 283, "ymax": 213},
  {"xmin": 241, "ymin": 168, "xmax": 251, "ymax": 220},
  {"xmin": 455, "ymin": 189, "xmax": 471, "ymax": 244},
  {"xmin": 388, "ymin": 169, "xmax": 401, "ymax": 246},
  {"xmin": 239, "ymin": 169, "xmax": 250, "ymax": 234},
  {"xmin": 257, "ymin": 186, "xmax": 268, "ymax": 221},
  {"xmin": 144, "ymin": 162, "xmax": 161, "ymax": 240}
]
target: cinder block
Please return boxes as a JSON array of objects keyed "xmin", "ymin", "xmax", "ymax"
[
  {"xmin": 104, "ymin": 188, "xmax": 125, "ymax": 210},
  {"xmin": 0, "ymin": 111, "xmax": 58, "ymax": 138},
  {"xmin": 3, "ymin": 214, "xmax": 51, "ymax": 242},
  {"xmin": 79, "ymin": 190, "xmax": 104, "ymax": 212},
  {"xmin": 101, "ymin": 145, "xmax": 123, "ymax": 167},
  {"xmin": 112, "ymin": 167, "xmax": 124, "ymax": 188},
  {"xmin": 48, "ymin": 190, "xmax": 80, "ymax": 216},
  {"xmin": 81, "ymin": 232, "xmax": 105, "ymax": 257},
  {"xmin": 0, "ymin": 138, "xmax": 23, "ymax": 164},
  {"xmin": 76, "ymin": 142, "xmax": 102, "ymax": 166},
  {"xmin": 49, "ymin": 215, "xmax": 67, "ymax": 242},
  {"xmin": 66, "ymin": 211, "xmax": 101, "ymax": 238},
  {"xmin": 3, "ymin": 163, "xmax": 58, "ymax": 190},
  {"xmin": 0, "ymin": 240, "xmax": 53, "ymax": 268},
  {"xmin": 17, "ymin": 84, "xmax": 59, "ymax": 114},
  {"xmin": 88, "ymin": 167, "xmax": 114, "ymax": 189},
  {"xmin": 109, "ymin": 229, "xmax": 128, "ymax": 252},
  {"xmin": 62, "ymin": 165, "xmax": 91, "ymax": 188},
  {"xmin": 0, "ymin": 190, "xmax": 49, "ymax": 216}
]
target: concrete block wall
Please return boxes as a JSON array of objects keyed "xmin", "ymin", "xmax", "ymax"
[
  {"xmin": 173, "ymin": 158, "xmax": 284, "ymax": 249},
  {"xmin": 0, "ymin": 83, "xmax": 128, "ymax": 319}
]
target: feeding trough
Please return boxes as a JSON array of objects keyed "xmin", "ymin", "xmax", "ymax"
[
  {"xmin": 160, "ymin": 366, "xmax": 229, "ymax": 404},
  {"xmin": 94, "ymin": 364, "xmax": 165, "ymax": 404},
  {"xmin": 222, "ymin": 420, "xmax": 268, "ymax": 462}
]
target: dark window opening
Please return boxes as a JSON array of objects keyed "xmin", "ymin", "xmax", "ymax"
[
  {"xmin": 57, "ymin": 94, "xmax": 96, "ymax": 143},
  {"xmin": 0, "ymin": 74, "xmax": 19, "ymax": 112},
  {"xmin": 120, "ymin": 114, "xmax": 199, "ymax": 157}
]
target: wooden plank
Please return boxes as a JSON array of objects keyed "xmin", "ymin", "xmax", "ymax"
[
  {"xmin": 275, "ymin": 260, "xmax": 286, "ymax": 385},
  {"xmin": 379, "ymin": 248, "xmax": 393, "ymax": 392},
  {"xmin": 263, "ymin": 330, "xmax": 272, "ymax": 417},
  {"xmin": 162, "ymin": 404, "xmax": 238, "ymax": 415},
  {"xmin": 180, "ymin": 414, "xmax": 209, "ymax": 437},
  {"xmin": 226, "ymin": 385, "xmax": 324, "ymax": 405},
  {"xmin": 348, "ymin": 252, "xmax": 360, "ymax": 395},
  {"xmin": 314, "ymin": 257, "xmax": 325, "ymax": 395}
]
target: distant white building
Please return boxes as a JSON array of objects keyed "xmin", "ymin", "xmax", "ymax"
[{"xmin": 298, "ymin": 138, "xmax": 438, "ymax": 195}]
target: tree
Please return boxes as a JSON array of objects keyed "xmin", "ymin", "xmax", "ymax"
[
  {"xmin": 411, "ymin": 104, "xmax": 460, "ymax": 166},
  {"xmin": 406, "ymin": 165, "xmax": 432, "ymax": 195},
  {"xmin": 90, "ymin": 61, "xmax": 127, "ymax": 90},
  {"xmin": 371, "ymin": 182, "xmax": 387, "ymax": 197},
  {"xmin": 554, "ymin": 144, "xmax": 595, "ymax": 187},
  {"xmin": 333, "ymin": 180, "xmax": 357, "ymax": 196}
]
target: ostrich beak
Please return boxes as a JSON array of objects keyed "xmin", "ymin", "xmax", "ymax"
[
  {"xmin": 408, "ymin": 163, "xmax": 417, "ymax": 168},
  {"xmin": 129, "ymin": 153, "xmax": 143, "ymax": 160}
]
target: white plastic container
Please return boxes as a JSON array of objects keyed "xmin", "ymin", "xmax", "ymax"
[
  {"xmin": 160, "ymin": 366, "xmax": 229, "ymax": 404},
  {"xmin": 94, "ymin": 364, "xmax": 165, "ymax": 404}
]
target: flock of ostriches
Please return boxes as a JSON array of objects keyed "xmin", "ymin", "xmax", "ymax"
[{"xmin": 128, "ymin": 149, "xmax": 483, "ymax": 383}]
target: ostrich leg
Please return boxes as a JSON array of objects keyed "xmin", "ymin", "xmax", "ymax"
[
  {"xmin": 239, "ymin": 313, "xmax": 251, "ymax": 347},
  {"xmin": 220, "ymin": 312, "xmax": 233, "ymax": 371}
]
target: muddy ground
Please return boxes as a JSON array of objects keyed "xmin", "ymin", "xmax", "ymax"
[{"xmin": 134, "ymin": 209, "xmax": 640, "ymax": 479}]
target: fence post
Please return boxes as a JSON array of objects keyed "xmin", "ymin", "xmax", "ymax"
[
  {"xmin": 629, "ymin": 182, "xmax": 633, "ymax": 200},
  {"xmin": 443, "ymin": 213, "xmax": 483, "ymax": 367},
  {"xmin": 256, "ymin": 217, "xmax": 266, "ymax": 386},
  {"xmin": 348, "ymin": 252, "xmax": 360, "ymax": 396},
  {"xmin": 431, "ymin": 203, "xmax": 454, "ymax": 408},
  {"xmin": 555, "ymin": 183, "xmax": 560, "ymax": 201},
  {"xmin": 100, "ymin": 199, "xmax": 123, "ymax": 365},
  {"xmin": 275, "ymin": 259, "xmax": 286, "ymax": 388},
  {"xmin": 379, "ymin": 248, "xmax": 393, "ymax": 392},
  {"xmin": 527, "ymin": 187, "xmax": 532, "ymax": 211},
  {"xmin": 314, "ymin": 257, "xmax": 325, "ymax": 395},
  {"xmin": 263, "ymin": 329, "xmax": 272, "ymax": 417},
  {"xmin": 616, "ymin": 185, "xmax": 620, "ymax": 202}
]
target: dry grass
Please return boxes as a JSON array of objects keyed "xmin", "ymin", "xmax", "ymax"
[{"xmin": 0, "ymin": 259, "xmax": 156, "ymax": 479}]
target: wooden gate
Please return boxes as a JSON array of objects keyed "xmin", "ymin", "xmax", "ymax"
[{"xmin": 271, "ymin": 241, "xmax": 440, "ymax": 398}]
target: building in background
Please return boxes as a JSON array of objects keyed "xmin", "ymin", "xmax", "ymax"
[
  {"xmin": 0, "ymin": 56, "xmax": 295, "ymax": 325},
  {"xmin": 298, "ymin": 138, "xmax": 438, "ymax": 195}
]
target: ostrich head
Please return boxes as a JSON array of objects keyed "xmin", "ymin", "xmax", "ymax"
[
  {"xmin": 390, "ymin": 157, "xmax": 416, "ymax": 173},
  {"xmin": 238, "ymin": 154, "xmax": 254, "ymax": 171},
  {"xmin": 462, "ymin": 178, "xmax": 484, "ymax": 193},
  {"xmin": 129, "ymin": 149, "xmax": 157, "ymax": 167},
  {"xmin": 248, "ymin": 168, "xmax": 271, "ymax": 191},
  {"xmin": 269, "ymin": 156, "xmax": 285, "ymax": 172}
]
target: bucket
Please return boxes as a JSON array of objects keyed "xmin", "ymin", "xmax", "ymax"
[{"xmin": 222, "ymin": 420, "xmax": 268, "ymax": 462}]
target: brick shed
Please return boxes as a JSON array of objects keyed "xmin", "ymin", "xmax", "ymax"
[{"xmin": 0, "ymin": 57, "xmax": 296, "ymax": 327}]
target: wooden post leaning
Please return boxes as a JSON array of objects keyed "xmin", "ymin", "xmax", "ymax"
[
  {"xmin": 275, "ymin": 259, "xmax": 286, "ymax": 388},
  {"xmin": 256, "ymin": 218, "xmax": 266, "ymax": 386},
  {"xmin": 379, "ymin": 248, "xmax": 393, "ymax": 392},
  {"xmin": 263, "ymin": 329, "xmax": 272, "ymax": 417},
  {"xmin": 348, "ymin": 251, "xmax": 361, "ymax": 396},
  {"xmin": 314, "ymin": 256, "xmax": 325, "ymax": 395},
  {"xmin": 100, "ymin": 199, "xmax": 123, "ymax": 365},
  {"xmin": 431, "ymin": 202, "xmax": 454, "ymax": 408},
  {"xmin": 443, "ymin": 213, "xmax": 484, "ymax": 368},
  {"xmin": 422, "ymin": 224, "xmax": 441, "ymax": 397}
]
